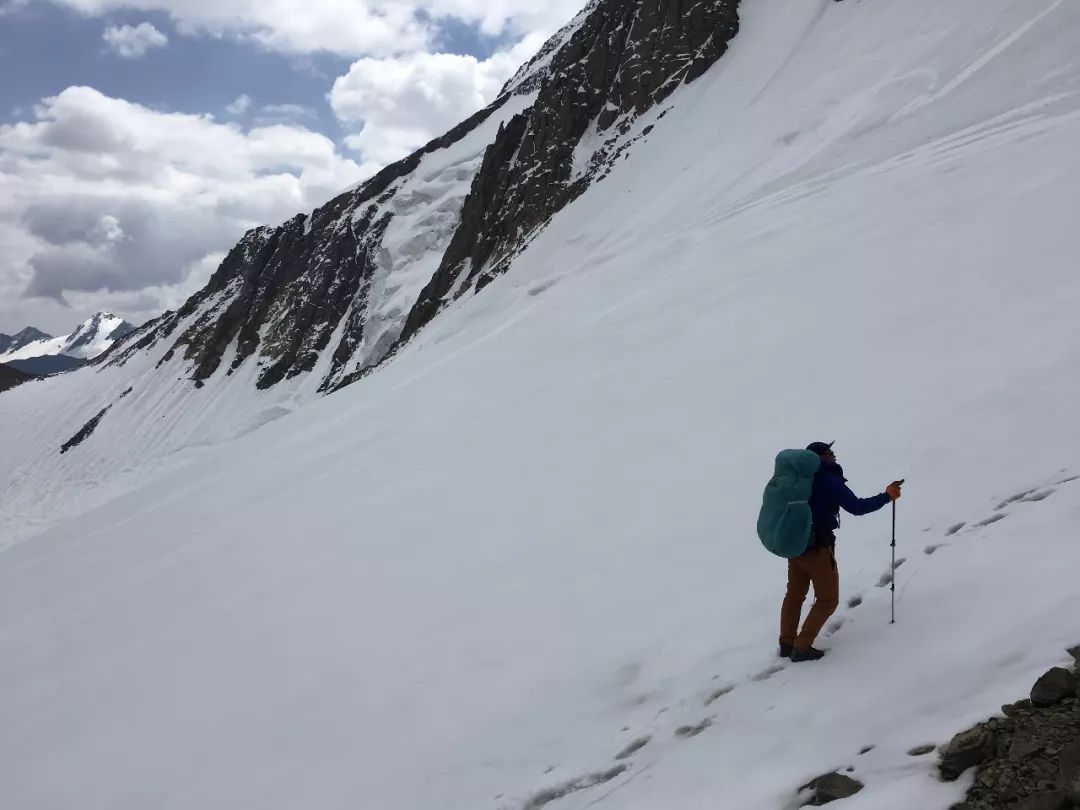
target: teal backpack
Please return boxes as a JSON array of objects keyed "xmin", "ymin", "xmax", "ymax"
[{"xmin": 757, "ymin": 449, "xmax": 821, "ymax": 558}]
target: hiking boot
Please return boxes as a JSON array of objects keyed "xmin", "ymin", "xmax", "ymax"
[
  {"xmin": 791, "ymin": 646, "xmax": 826, "ymax": 663},
  {"xmin": 778, "ymin": 643, "xmax": 793, "ymax": 659}
]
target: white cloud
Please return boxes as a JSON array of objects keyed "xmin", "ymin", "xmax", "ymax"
[
  {"xmin": 330, "ymin": 34, "xmax": 546, "ymax": 166},
  {"xmin": 226, "ymin": 94, "xmax": 253, "ymax": 115},
  {"xmin": 102, "ymin": 22, "xmax": 169, "ymax": 59},
  {"xmin": 34, "ymin": 0, "xmax": 586, "ymax": 57},
  {"xmin": 0, "ymin": 86, "xmax": 372, "ymax": 328},
  {"xmin": 1, "ymin": 1, "xmax": 588, "ymax": 330}
]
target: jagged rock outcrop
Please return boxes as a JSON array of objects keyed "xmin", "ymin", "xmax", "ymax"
[
  {"xmin": 106, "ymin": 99, "xmax": 516, "ymax": 391},
  {"xmin": 104, "ymin": 0, "xmax": 742, "ymax": 395},
  {"xmin": 399, "ymin": 0, "xmax": 740, "ymax": 344}
]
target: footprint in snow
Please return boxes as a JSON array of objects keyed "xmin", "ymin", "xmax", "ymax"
[
  {"xmin": 974, "ymin": 513, "xmax": 1007, "ymax": 528},
  {"xmin": 614, "ymin": 736, "xmax": 651, "ymax": 761},
  {"xmin": 705, "ymin": 684, "xmax": 735, "ymax": 706},
  {"xmin": 996, "ymin": 489, "xmax": 1039, "ymax": 510},
  {"xmin": 752, "ymin": 664, "xmax": 785, "ymax": 682},
  {"xmin": 991, "ymin": 487, "xmax": 1056, "ymax": 510},
  {"xmin": 847, "ymin": 594, "xmax": 863, "ymax": 609},
  {"xmin": 824, "ymin": 617, "xmax": 846, "ymax": 637},
  {"xmin": 1057, "ymin": 475, "xmax": 1079, "ymax": 485},
  {"xmin": 522, "ymin": 765, "xmax": 628, "ymax": 810},
  {"xmin": 674, "ymin": 718, "xmax": 713, "ymax": 739},
  {"xmin": 945, "ymin": 522, "xmax": 966, "ymax": 536},
  {"xmin": 1019, "ymin": 488, "xmax": 1055, "ymax": 503},
  {"xmin": 876, "ymin": 571, "xmax": 893, "ymax": 588},
  {"xmin": 924, "ymin": 543, "xmax": 946, "ymax": 555}
]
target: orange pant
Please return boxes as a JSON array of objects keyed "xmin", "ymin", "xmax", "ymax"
[{"xmin": 779, "ymin": 546, "xmax": 839, "ymax": 650}]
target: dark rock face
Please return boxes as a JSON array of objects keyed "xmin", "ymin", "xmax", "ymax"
[
  {"xmin": 106, "ymin": 98, "xmax": 515, "ymax": 392},
  {"xmin": 0, "ymin": 362, "xmax": 36, "ymax": 392},
  {"xmin": 799, "ymin": 772, "xmax": 864, "ymax": 805},
  {"xmin": 60, "ymin": 405, "xmax": 112, "ymax": 453},
  {"xmin": 949, "ymin": 657, "xmax": 1080, "ymax": 810},
  {"xmin": 400, "ymin": 0, "xmax": 741, "ymax": 344},
  {"xmin": 8, "ymin": 354, "xmax": 87, "ymax": 376},
  {"xmin": 1031, "ymin": 668, "xmax": 1078, "ymax": 708}
]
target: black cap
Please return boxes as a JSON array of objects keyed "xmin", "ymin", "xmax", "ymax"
[{"xmin": 806, "ymin": 441, "xmax": 835, "ymax": 456}]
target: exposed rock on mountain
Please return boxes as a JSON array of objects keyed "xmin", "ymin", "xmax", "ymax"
[
  {"xmin": 104, "ymin": 0, "xmax": 742, "ymax": 394},
  {"xmin": 400, "ymin": 0, "xmax": 740, "ymax": 346},
  {"xmin": 6, "ymin": 355, "xmax": 86, "ymax": 377},
  {"xmin": 944, "ymin": 653, "xmax": 1080, "ymax": 809},
  {"xmin": 0, "ymin": 363, "xmax": 36, "ymax": 393},
  {"xmin": 0, "ymin": 327, "xmax": 51, "ymax": 356}
]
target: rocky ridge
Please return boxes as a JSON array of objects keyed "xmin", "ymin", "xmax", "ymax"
[
  {"xmin": 942, "ymin": 648, "xmax": 1080, "ymax": 810},
  {"xmin": 0, "ymin": 327, "xmax": 51, "ymax": 356},
  {"xmin": 103, "ymin": 0, "xmax": 742, "ymax": 396}
]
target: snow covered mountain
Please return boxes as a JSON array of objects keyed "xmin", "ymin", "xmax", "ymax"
[
  {"xmin": 0, "ymin": 312, "xmax": 136, "ymax": 375},
  {"xmin": 0, "ymin": 326, "xmax": 51, "ymax": 356},
  {"xmin": 105, "ymin": 0, "xmax": 738, "ymax": 394},
  {"xmin": 2, "ymin": 1, "xmax": 1080, "ymax": 809}
]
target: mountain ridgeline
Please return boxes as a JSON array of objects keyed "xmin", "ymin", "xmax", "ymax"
[{"xmin": 104, "ymin": 0, "xmax": 741, "ymax": 393}]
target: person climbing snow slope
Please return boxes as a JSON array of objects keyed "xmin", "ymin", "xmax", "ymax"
[{"xmin": 779, "ymin": 441, "xmax": 903, "ymax": 662}]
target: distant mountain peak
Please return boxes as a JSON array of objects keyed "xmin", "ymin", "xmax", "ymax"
[
  {"xmin": 0, "ymin": 326, "xmax": 53, "ymax": 355},
  {"xmin": 0, "ymin": 313, "xmax": 137, "ymax": 370}
]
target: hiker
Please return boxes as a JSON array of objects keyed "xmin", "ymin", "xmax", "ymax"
[{"xmin": 779, "ymin": 441, "xmax": 902, "ymax": 662}]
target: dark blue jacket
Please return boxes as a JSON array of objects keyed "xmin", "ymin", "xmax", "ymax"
[{"xmin": 809, "ymin": 460, "xmax": 890, "ymax": 547}]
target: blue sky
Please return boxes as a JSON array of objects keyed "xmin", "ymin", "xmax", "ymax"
[
  {"xmin": 0, "ymin": 4, "xmax": 505, "ymax": 138},
  {"xmin": 0, "ymin": 0, "xmax": 581, "ymax": 334}
]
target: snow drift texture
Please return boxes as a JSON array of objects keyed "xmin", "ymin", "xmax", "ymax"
[{"xmin": 2, "ymin": 1, "xmax": 1080, "ymax": 809}]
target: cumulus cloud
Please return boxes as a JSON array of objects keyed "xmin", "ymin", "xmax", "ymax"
[
  {"xmin": 1, "ymin": 1, "xmax": 588, "ymax": 331},
  {"xmin": 330, "ymin": 34, "xmax": 546, "ymax": 165},
  {"xmin": 102, "ymin": 22, "xmax": 169, "ymax": 59},
  {"xmin": 35, "ymin": 0, "xmax": 585, "ymax": 57},
  {"xmin": 226, "ymin": 94, "xmax": 253, "ymax": 115},
  {"xmin": 0, "ymin": 86, "xmax": 371, "ymax": 325}
]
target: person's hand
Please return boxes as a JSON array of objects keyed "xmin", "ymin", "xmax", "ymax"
[{"xmin": 886, "ymin": 480, "xmax": 904, "ymax": 501}]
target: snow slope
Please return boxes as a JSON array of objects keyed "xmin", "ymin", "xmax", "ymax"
[{"xmin": 3, "ymin": 1, "xmax": 1080, "ymax": 809}]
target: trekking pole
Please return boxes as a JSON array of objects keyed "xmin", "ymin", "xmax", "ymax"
[{"xmin": 890, "ymin": 499, "xmax": 897, "ymax": 625}]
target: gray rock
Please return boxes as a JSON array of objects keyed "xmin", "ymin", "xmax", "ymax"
[
  {"xmin": 941, "ymin": 726, "xmax": 997, "ymax": 781},
  {"xmin": 1060, "ymin": 742, "xmax": 1080, "ymax": 800},
  {"xmin": 1030, "ymin": 668, "xmax": 1077, "ymax": 708},
  {"xmin": 799, "ymin": 772, "xmax": 864, "ymax": 806},
  {"xmin": 1012, "ymin": 791, "xmax": 1068, "ymax": 810},
  {"xmin": 1004, "ymin": 699, "xmax": 1033, "ymax": 718},
  {"xmin": 1010, "ymin": 737, "xmax": 1045, "ymax": 761},
  {"xmin": 1065, "ymin": 775, "xmax": 1080, "ymax": 807}
]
